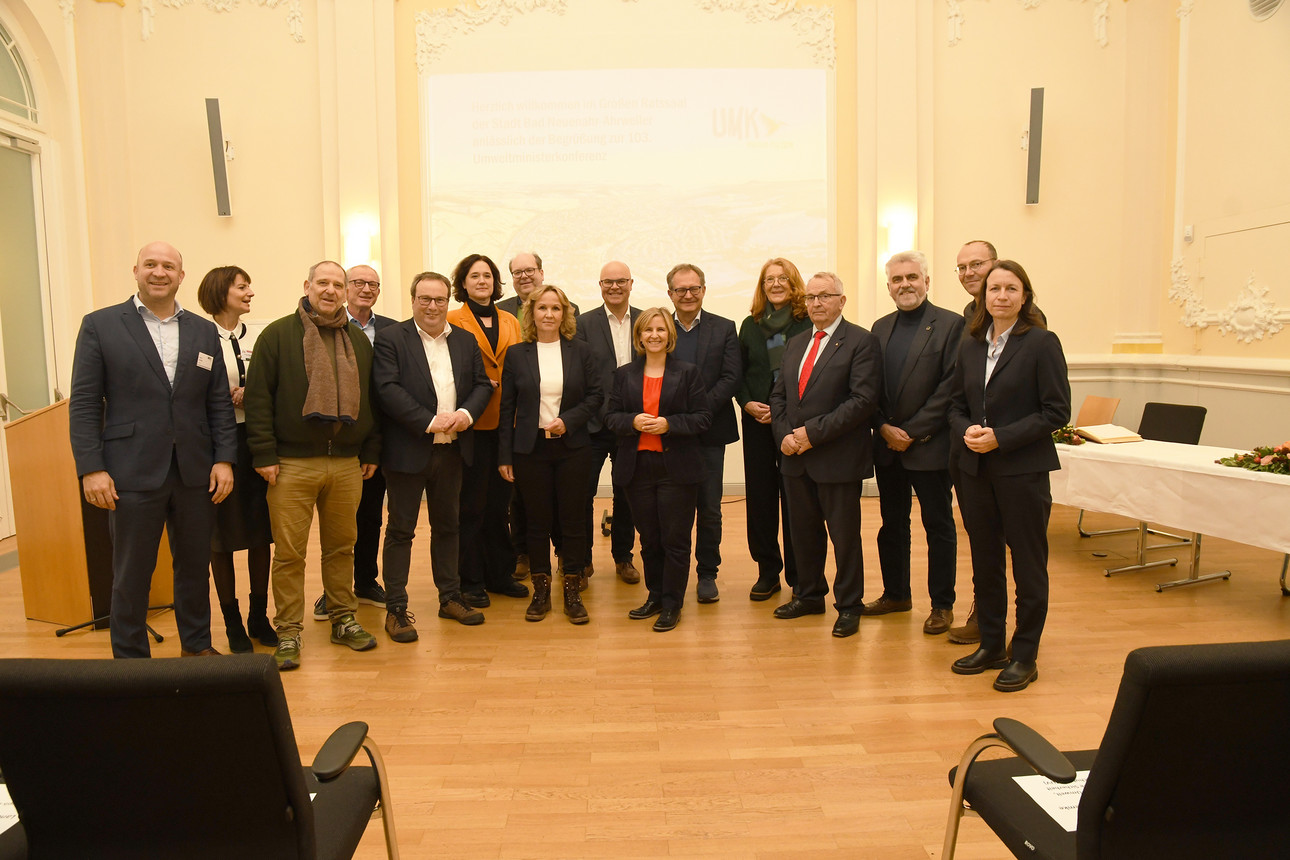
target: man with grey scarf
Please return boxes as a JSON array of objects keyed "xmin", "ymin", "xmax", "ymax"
[{"xmin": 244, "ymin": 260, "xmax": 382, "ymax": 670}]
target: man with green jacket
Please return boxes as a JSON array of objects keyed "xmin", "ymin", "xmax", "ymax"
[{"xmin": 245, "ymin": 260, "xmax": 382, "ymax": 670}]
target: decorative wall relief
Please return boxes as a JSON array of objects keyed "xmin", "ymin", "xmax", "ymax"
[
  {"xmin": 135, "ymin": 0, "xmax": 305, "ymax": 43},
  {"xmin": 1170, "ymin": 258, "xmax": 1290, "ymax": 342}
]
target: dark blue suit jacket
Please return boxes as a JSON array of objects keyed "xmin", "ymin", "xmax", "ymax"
[
  {"xmin": 769, "ymin": 318, "xmax": 880, "ymax": 483},
  {"xmin": 605, "ymin": 357, "xmax": 711, "ymax": 486},
  {"xmin": 68, "ymin": 298, "xmax": 237, "ymax": 491},
  {"xmin": 679, "ymin": 312, "xmax": 741, "ymax": 447},
  {"xmin": 498, "ymin": 338, "xmax": 602, "ymax": 464},
  {"xmin": 574, "ymin": 304, "xmax": 642, "ymax": 432},
  {"xmin": 373, "ymin": 320, "xmax": 493, "ymax": 472}
]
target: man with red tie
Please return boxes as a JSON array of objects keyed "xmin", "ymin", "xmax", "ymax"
[{"xmin": 768, "ymin": 272, "xmax": 881, "ymax": 638}]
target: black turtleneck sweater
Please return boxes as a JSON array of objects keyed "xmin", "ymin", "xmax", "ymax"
[{"xmin": 883, "ymin": 300, "xmax": 927, "ymax": 396}]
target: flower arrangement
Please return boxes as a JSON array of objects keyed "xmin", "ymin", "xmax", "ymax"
[
  {"xmin": 1216, "ymin": 441, "xmax": 1290, "ymax": 475},
  {"xmin": 1052, "ymin": 425, "xmax": 1084, "ymax": 445}
]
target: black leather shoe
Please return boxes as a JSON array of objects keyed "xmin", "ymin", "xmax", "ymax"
[
  {"xmin": 628, "ymin": 599, "xmax": 662, "ymax": 620},
  {"xmin": 951, "ymin": 648, "xmax": 1011, "ymax": 675},
  {"xmin": 653, "ymin": 607, "xmax": 680, "ymax": 632},
  {"xmin": 748, "ymin": 577, "xmax": 782, "ymax": 601},
  {"xmin": 461, "ymin": 590, "xmax": 491, "ymax": 608},
  {"xmin": 993, "ymin": 661, "xmax": 1039, "ymax": 692},
  {"xmin": 831, "ymin": 612, "xmax": 860, "ymax": 638},
  {"xmin": 860, "ymin": 594, "xmax": 913, "ymax": 615},
  {"xmin": 773, "ymin": 596, "xmax": 826, "ymax": 619},
  {"xmin": 487, "ymin": 581, "xmax": 529, "ymax": 599}
]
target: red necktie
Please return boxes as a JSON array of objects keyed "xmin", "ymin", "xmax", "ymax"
[{"xmin": 798, "ymin": 331, "xmax": 826, "ymax": 398}]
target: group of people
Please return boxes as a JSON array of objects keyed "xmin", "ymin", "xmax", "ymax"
[{"xmin": 69, "ymin": 237, "xmax": 1069, "ymax": 692}]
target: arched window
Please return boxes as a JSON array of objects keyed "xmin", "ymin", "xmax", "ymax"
[{"xmin": 0, "ymin": 20, "xmax": 37, "ymax": 123}]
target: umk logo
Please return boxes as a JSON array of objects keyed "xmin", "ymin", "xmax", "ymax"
[{"xmin": 712, "ymin": 107, "xmax": 785, "ymax": 139}]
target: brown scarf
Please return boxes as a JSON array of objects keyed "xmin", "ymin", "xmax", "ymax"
[{"xmin": 297, "ymin": 297, "xmax": 360, "ymax": 427}]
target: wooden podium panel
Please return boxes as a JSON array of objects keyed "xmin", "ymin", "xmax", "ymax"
[{"xmin": 7, "ymin": 400, "xmax": 174, "ymax": 627}]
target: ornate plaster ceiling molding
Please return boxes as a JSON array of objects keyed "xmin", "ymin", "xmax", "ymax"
[
  {"xmin": 138, "ymin": 0, "xmax": 305, "ymax": 43},
  {"xmin": 416, "ymin": 0, "xmax": 569, "ymax": 74},
  {"xmin": 415, "ymin": 0, "xmax": 835, "ymax": 74},
  {"xmin": 1169, "ymin": 258, "xmax": 1290, "ymax": 342}
]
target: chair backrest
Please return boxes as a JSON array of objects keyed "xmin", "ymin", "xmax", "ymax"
[
  {"xmin": 1136, "ymin": 402, "xmax": 1206, "ymax": 444},
  {"xmin": 0, "ymin": 654, "xmax": 316, "ymax": 860},
  {"xmin": 1075, "ymin": 395, "xmax": 1120, "ymax": 428},
  {"xmin": 1077, "ymin": 639, "xmax": 1290, "ymax": 859}
]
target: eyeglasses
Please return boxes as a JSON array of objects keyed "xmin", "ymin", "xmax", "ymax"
[
  {"xmin": 669, "ymin": 286, "xmax": 703, "ymax": 297},
  {"xmin": 349, "ymin": 279, "xmax": 380, "ymax": 290},
  {"xmin": 413, "ymin": 295, "xmax": 449, "ymax": 307},
  {"xmin": 803, "ymin": 293, "xmax": 842, "ymax": 303},
  {"xmin": 955, "ymin": 259, "xmax": 995, "ymax": 275},
  {"xmin": 599, "ymin": 278, "xmax": 631, "ymax": 288},
  {"xmin": 763, "ymin": 275, "xmax": 791, "ymax": 286},
  {"xmin": 511, "ymin": 267, "xmax": 539, "ymax": 279}
]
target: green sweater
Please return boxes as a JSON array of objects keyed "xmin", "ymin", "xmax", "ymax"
[
  {"xmin": 243, "ymin": 312, "xmax": 380, "ymax": 467},
  {"xmin": 735, "ymin": 313, "xmax": 813, "ymax": 405}
]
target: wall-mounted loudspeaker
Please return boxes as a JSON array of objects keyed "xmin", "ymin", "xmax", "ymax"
[
  {"xmin": 1025, "ymin": 87, "xmax": 1043, "ymax": 205},
  {"xmin": 205, "ymin": 98, "xmax": 231, "ymax": 217}
]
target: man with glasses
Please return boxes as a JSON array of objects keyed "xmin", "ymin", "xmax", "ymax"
[
  {"xmin": 956, "ymin": 240, "xmax": 998, "ymax": 320},
  {"xmin": 769, "ymin": 272, "xmax": 880, "ymax": 639},
  {"xmin": 312, "ymin": 265, "xmax": 396, "ymax": 621},
  {"xmin": 499, "ymin": 252, "xmax": 580, "ymax": 320},
  {"xmin": 372, "ymin": 272, "xmax": 493, "ymax": 640},
  {"xmin": 865, "ymin": 251, "xmax": 963, "ymax": 636},
  {"xmin": 574, "ymin": 261, "xmax": 642, "ymax": 584},
  {"xmin": 666, "ymin": 263, "xmax": 741, "ymax": 603}
]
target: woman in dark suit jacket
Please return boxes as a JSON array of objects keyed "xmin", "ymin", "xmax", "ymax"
[
  {"xmin": 606, "ymin": 308, "xmax": 712, "ymax": 632},
  {"xmin": 948, "ymin": 260, "xmax": 1070, "ymax": 693},
  {"xmin": 499, "ymin": 286, "xmax": 602, "ymax": 624}
]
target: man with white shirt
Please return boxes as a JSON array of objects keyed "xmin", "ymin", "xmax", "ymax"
[
  {"xmin": 769, "ymin": 272, "xmax": 881, "ymax": 639},
  {"xmin": 574, "ymin": 261, "xmax": 642, "ymax": 584},
  {"xmin": 68, "ymin": 241, "xmax": 237, "ymax": 658},
  {"xmin": 373, "ymin": 272, "xmax": 493, "ymax": 639}
]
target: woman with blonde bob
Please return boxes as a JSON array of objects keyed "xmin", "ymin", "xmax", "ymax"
[
  {"xmin": 736, "ymin": 257, "xmax": 812, "ymax": 601},
  {"xmin": 499, "ymin": 285, "xmax": 602, "ymax": 623},
  {"xmin": 605, "ymin": 308, "xmax": 711, "ymax": 632}
]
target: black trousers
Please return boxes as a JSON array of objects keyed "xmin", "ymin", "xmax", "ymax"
[
  {"xmin": 458, "ymin": 429, "xmax": 516, "ymax": 593},
  {"xmin": 353, "ymin": 464, "xmax": 386, "ymax": 589},
  {"xmin": 875, "ymin": 461, "xmax": 957, "ymax": 608},
  {"xmin": 510, "ymin": 471, "xmax": 564, "ymax": 557},
  {"xmin": 740, "ymin": 413, "xmax": 797, "ymax": 587},
  {"xmin": 513, "ymin": 438, "xmax": 592, "ymax": 576},
  {"xmin": 956, "ymin": 460, "xmax": 1051, "ymax": 664},
  {"xmin": 626, "ymin": 452, "xmax": 698, "ymax": 611},
  {"xmin": 783, "ymin": 472, "xmax": 864, "ymax": 613},
  {"xmin": 585, "ymin": 428, "xmax": 636, "ymax": 565},
  {"xmin": 383, "ymin": 444, "xmax": 463, "ymax": 608},
  {"xmin": 109, "ymin": 456, "xmax": 214, "ymax": 657}
]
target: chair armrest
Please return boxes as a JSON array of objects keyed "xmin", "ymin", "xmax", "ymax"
[
  {"xmin": 311, "ymin": 720, "xmax": 370, "ymax": 782},
  {"xmin": 993, "ymin": 717, "xmax": 1076, "ymax": 783}
]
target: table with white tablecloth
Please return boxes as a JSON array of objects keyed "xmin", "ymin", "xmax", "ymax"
[{"xmin": 1052, "ymin": 440, "xmax": 1290, "ymax": 590}]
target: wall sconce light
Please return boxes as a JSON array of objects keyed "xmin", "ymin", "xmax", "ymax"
[{"xmin": 343, "ymin": 215, "xmax": 380, "ymax": 269}]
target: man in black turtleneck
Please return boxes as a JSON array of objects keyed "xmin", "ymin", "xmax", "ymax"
[{"xmin": 863, "ymin": 251, "xmax": 964, "ymax": 637}]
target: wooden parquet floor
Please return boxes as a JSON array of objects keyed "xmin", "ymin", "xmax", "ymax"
[{"xmin": 1, "ymin": 500, "xmax": 1286, "ymax": 858}]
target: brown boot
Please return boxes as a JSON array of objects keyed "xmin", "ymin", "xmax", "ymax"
[
  {"xmin": 563, "ymin": 573, "xmax": 589, "ymax": 624},
  {"xmin": 526, "ymin": 574, "xmax": 551, "ymax": 622},
  {"xmin": 947, "ymin": 603, "xmax": 980, "ymax": 644}
]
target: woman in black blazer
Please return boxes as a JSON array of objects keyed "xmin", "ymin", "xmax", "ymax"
[
  {"xmin": 605, "ymin": 308, "xmax": 712, "ymax": 632},
  {"xmin": 948, "ymin": 260, "xmax": 1070, "ymax": 692},
  {"xmin": 499, "ymin": 285, "xmax": 602, "ymax": 624}
]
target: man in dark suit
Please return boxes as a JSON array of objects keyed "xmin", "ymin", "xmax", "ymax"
[
  {"xmin": 865, "ymin": 251, "xmax": 964, "ymax": 635},
  {"xmin": 769, "ymin": 272, "xmax": 881, "ymax": 638},
  {"xmin": 956, "ymin": 239, "xmax": 998, "ymax": 320},
  {"xmin": 312, "ymin": 264, "xmax": 396, "ymax": 620},
  {"xmin": 574, "ymin": 261, "xmax": 642, "ymax": 584},
  {"xmin": 373, "ymin": 272, "xmax": 493, "ymax": 640},
  {"xmin": 666, "ymin": 263, "xmax": 741, "ymax": 603},
  {"xmin": 69, "ymin": 241, "xmax": 237, "ymax": 658}
]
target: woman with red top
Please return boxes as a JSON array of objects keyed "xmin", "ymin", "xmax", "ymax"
[{"xmin": 605, "ymin": 308, "xmax": 711, "ymax": 631}]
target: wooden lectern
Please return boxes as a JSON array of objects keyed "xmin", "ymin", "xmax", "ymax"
[{"xmin": 6, "ymin": 399, "xmax": 173, "ymax": 627}]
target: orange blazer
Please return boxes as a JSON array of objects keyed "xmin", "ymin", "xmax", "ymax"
[{"xmin": 446, "ymin": 305, "xmax": 521, "ymax": 430}]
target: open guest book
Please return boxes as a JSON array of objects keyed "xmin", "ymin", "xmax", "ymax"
[{"xmin": 1075, "ymin": 424, "xmax": 1143, "ymax": 444}]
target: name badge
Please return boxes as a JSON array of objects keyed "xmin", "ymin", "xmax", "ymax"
[{"xmin": 196, "ymin": 352, "xmax": 214, "ymax": 370}]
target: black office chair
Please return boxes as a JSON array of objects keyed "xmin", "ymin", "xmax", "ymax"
[
  {"xmin": 0, "ymin": 655, "xmax": 398, "ymax": 859},
  {"xmin": 942, "ymin": 639, "xmax": 1290, "ymax": 860},
  {"xmin": 1077, "ymin": 401, "xmax": 1206, "ymax": 541}
]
